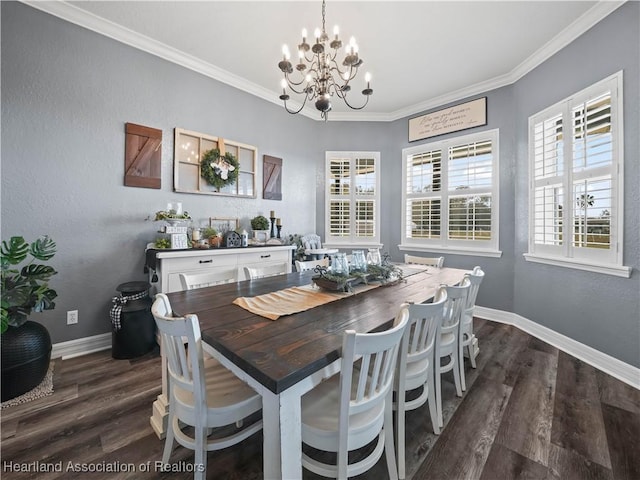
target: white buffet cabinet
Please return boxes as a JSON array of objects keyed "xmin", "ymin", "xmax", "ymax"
[{"xmin": 150, "ymin": 245, "xmax": 295, "ymax": 293}]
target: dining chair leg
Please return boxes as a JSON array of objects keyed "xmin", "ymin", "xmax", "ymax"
[
  {"xmin": 162, "ymin": 397, "xmax": 176, "ymax": 464},
  {"xmin": 426, "ymin": 371, "xmax": 440, "ymax": 435},
  {"xmin": 459, "ymin": 339, "xmax": 467, "ymax": 392},
  {"xmin": 384, "ymin": 394, "xmax": 399, "ymax": 480},
  {"xmin": 435, "ymin": 368, "xmax": 443, "ymax": 429},
  {"xmin": 396, "ymin": 392, "xmax": 406, "ymax": 479},
  {"xmin": 452, "ymin": 356, "xmax": 462, "ymax": 397},
  {"xmin": 469, "ymin": 337, "xmax": 478, "ymax": 368},
  {"xmin": 194, "ymin": 425, "xmax": 206, "ymax": 480}
]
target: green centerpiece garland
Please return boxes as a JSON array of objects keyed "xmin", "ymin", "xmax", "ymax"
[
  {"xmin": 200, "ymin": 148, "xmax": 239, "ymax": 189},
  {"xmin": 312, "ymin": 253, "xmax": 403, "ymax": 293}
]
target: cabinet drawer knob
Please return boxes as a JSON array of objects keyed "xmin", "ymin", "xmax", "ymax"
[
  {"xmin": 260, "ymin": 254, "xmax": 271, "ymax": 259},
  {"xmin": 199, "ymin": 259, "xmax": 213, "ymax": 264}
]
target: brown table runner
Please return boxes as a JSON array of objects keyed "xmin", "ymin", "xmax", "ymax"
[{"xmin": 233, "ymin": 283, "xmax": 378, "ymax": 320}]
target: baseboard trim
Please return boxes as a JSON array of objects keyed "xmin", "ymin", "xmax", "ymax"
[
  {"xmin": 52, "ymin": 333, "xmax": 111, "ymax": 360},
  {"xmin": 475, "ymin": 306, "xmax": 640, "ymax": 389}
]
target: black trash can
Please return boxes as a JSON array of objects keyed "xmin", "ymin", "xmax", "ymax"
[{"xmin": 110, "ymin": 281, "xmax": 156, "ymax": 359}]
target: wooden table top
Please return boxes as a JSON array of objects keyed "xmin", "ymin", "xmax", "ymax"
[{"xmin": 166, "ymin": 266, "xmax": 468, "ymax": 394}]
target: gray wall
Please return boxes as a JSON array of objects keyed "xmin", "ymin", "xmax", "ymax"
[
  {"xmin": 2, "ymin": 2, "xmax": 638, "ymax": 367},
  {"xmin": 389, "ymin": 85, "xmax": 518, "ymax": 315},
  {"xmin": 512, "ymin": 2, "xmax": 640, "ymax": 368},
  {"xmin": 1, "ymin": 3, "xmax": 321, "ymax": 343}
]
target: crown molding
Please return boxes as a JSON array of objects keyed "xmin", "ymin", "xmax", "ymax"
[
  {"xmin": 21, "ymin": 0, "xmax": 626, "ymax": 123},
  {"xmin": 508, "ymin": 0, "xmax": 626, "ymax": 84},
  {"xmin": 385, "ymin": 0, "xmax": 626, "ymax": 122},
  {"xmin": 387, "ymin": 71, "xmax": 515, "ymax": 123},
  {"xmin": 20, "ymin": 0, "xmax": 315, "ymax": 116}
]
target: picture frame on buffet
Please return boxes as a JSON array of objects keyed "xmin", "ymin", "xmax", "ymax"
[{"xmin": 209, "ymin": 217, "xmax": 239, "ymax": 234}]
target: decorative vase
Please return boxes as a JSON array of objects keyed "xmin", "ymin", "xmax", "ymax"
[{"xmin": 1, "ymin": 321, "xmax": 52, "ymax": 402}]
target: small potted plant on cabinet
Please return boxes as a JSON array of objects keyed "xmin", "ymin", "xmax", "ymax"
[
  {"xmin": 250, "ymin": 215, "xmax": 270, "ymax": 243},
  {"xmin": 1, "ymin": 236, "xmax": 57, "ymax": 401}
]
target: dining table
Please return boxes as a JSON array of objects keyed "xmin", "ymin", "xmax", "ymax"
[{"xmin": 163, "ymin": 264, "xmax": 469, "ymax": 479}]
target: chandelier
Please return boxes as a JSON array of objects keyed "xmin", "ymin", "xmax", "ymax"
[{"xmin": 278, "ymin": 0, "xmax": 373, "ymax": 120}]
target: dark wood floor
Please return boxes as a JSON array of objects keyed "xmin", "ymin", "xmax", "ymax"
[{"xmin": 2, "ymin": 319, "xmax": 639, "ymax": 480}]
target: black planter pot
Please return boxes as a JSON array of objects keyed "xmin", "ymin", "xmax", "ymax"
[{"xmin": 1, "ymin": 321, "xmax": 52, "ymax": 402}]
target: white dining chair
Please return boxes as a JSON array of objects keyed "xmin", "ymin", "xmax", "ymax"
[
  {"xmin": 459, "ymin": 266, "xmax": 485, "ymax": 384},
  {"xmin": 295, "ymin": 257, "xmax": 329, "ymax": 272},
  {"xmin": 151, "ymin": 293, "xmax": 263, "ymax": 480},
  {"xmin": 404, "ymin": 254, "xmax": 444, "ymax": 268},
  {"xmin": 244, "ymin": 263, "xmax": 288, "ymax": 280},
  {"xmin": 434, "ymin": 279, "xmax": 470, "ymax": 429},
  {"xmin": 393, "ymin": 291, "xmax": 447, "ymax": 479},
  {"xmin": 300, "ymin": 233, "xmax": 323, "ymax": 259},
  {"xmin": 179, "ymin": 270, "xmax": 237, "ymax": 290},
  {"xmin": 300, "ymin": 305, "xmax": 409, "ymax": 480}
]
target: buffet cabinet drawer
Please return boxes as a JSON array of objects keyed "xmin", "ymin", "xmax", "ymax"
[
  {"xmin": 162, "ymin": 254, "xmax": 237, "ymax": 274},
  {"xmin": 240, "ymin": 250, "xmax": 289, "ymax": 264}
]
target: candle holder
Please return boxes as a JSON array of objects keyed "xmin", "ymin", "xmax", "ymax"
[
  {"xmin": 276, "ymin": 225, "xmax": 282, "ymax": 239},
  {"xmin": 270, "ymin": 217, "xmax": 276, "ymax": 238}
]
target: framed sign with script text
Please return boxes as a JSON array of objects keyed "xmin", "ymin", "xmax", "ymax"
[{"xmin": 408, "ymin": 97, "xmax": 487, "ymax": 142}]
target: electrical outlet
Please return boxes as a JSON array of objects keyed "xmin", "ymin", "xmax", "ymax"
[{"xmin": 67, "ymin": 310, "xmax": 78, "ymax": 325}]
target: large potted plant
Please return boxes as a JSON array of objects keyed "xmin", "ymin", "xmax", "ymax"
[{"xmin": 1, "ymin": 236, "xmax": 58, "ymax": 401}]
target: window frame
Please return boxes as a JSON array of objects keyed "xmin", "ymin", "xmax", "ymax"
[
  {"xmin": 524, "ymin": 71, "xmax": 630, "ymax": 278},
  {"xmin": 324, "ymin": 151, "xmax": 382, "ymax": 248},
  {"xmin": 173, "ymin": 128, "xmax": 257, "ymax": 198},
  {"xmin": 399, "ymin": 129, "xmax": 501, "ymax": 257}
]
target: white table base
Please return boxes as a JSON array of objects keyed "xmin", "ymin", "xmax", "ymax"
[{"xmin": 202, "ymin": 343, "xmax": 340, "ymax": 479}]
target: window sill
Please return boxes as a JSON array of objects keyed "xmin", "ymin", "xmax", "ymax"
[
  {"xmin": 398, "ymin": 244, "xmax": 502, "ymax": 258},
  {"xmin": 323, "ymin": 242, "xmax": 384, "ymax": 250},
  {"xmin": 523, "ymin": 253, "xmax": 632, "ymax": 278}
]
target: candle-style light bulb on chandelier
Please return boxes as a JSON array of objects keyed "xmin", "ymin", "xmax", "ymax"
[{"xmin": 278, "ymin": 0, "xmax": 373, "ymax": 121}]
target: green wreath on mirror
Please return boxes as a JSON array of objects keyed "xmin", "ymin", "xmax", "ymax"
[{"xmin": 200, "ymin": 148, "xmax": 239, "ymax": 190}]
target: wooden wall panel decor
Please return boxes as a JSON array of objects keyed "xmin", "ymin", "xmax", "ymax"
[
  {"xmin": 124, "ymin": 123, "xmax": 162, "ymax": 189},
  {"xmin": 263, "ymin": 155, "xmax": 282, "ymax": 200}
]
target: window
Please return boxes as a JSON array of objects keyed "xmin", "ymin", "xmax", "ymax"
[
  {"xmin": 325, "ymin": 152, "xmax": 381, "ymax": 246},
  {"xmin": 400, "ymin": 129, "xmax": 500, "ymax": 256},
  {"xmin": 525, "ymin": 72, "xmax": 629, "ymax": 277}
]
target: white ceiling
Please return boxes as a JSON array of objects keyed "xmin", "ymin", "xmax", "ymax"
[{"xmin": 26, "ymin": 1, "xmax": 624, "ymax": 121}]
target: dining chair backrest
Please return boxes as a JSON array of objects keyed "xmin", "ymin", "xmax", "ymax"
[
  {"xmin": 404, "ymin": 254, "xmax": 444, "ymax": 268},
  {"xmin": 337, "ymin": 306, "xmax": 409, "ymax": 477},
  {"xmin": 394, "ymin": 292, "xmax": 446, "ymax": 478},
  {"xmin": 152, "ymin": 294, "xmax": 206, "ymax": 419},
  {"xmin": 464, "ymin": 266, "xmax": 485, "ymax": 312},
  {"xmin": 433, "ymin": 280, "xmax": 470, "ymax": 429},
  {"xmin": 300, "ymin": 306, "xmax": 409, "ymax": 480},
  {"xmin": 397, "ymin": 292, "xmax": 446, "ymax": 390},
  {"xmin": 439, "ymin": 278, "xmax": 470, "ymax": 330},
  {"xmin": 459, "ymin": 266, "xmax": 485, "ymax": 376},
  {"xmin": 244, "ymin": 263, "xmax": 288, "ymax": 280},
  {"xmin": 151, "ymin": 293, "xmax": 263, "ymax": 480},
  {"xmin": 179, "ymin": 270, "xmax": 237, "ymax": 290},
  {"xmin": 300, "ymin": 233, "xmax": 322, "ymax": 251},
  {"xmin": 346, "ymin": 307, "xmax": 408, "ymax": 415},
  {"xmin": 295, "ymin": 257, "xmax": 329, "ymax": 272}
]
